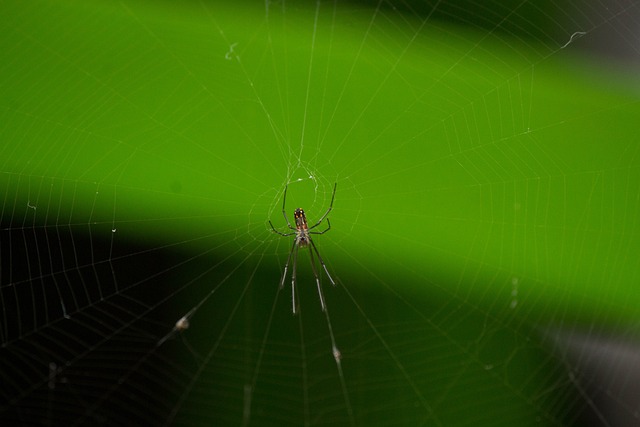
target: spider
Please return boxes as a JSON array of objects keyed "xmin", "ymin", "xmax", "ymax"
[{"xmin": 269, "ymin": 183, "xmax": 337, "ymax": 313}]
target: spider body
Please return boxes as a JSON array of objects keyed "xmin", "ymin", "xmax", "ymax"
[
  {"xmin": 294, "ymin": 208, "xmax": 310, "ymax": 246},
  {"xmin": 269, "ymin": 184, "xmax": 337, "ymax": 313}
]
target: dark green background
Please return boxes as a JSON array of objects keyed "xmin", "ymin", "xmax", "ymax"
[{"xmin": 1, "ymin": 0, "xmax": 639, "ymax": 425}]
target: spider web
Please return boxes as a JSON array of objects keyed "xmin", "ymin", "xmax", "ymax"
[{"xmin": 2, "ymin": 0, "xmax": 640, "ymax": 426}]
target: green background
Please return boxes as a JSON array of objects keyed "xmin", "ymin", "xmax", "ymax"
[{"xmin": 1, "ymin": 0, "xmax": 639, "ymax": 425}]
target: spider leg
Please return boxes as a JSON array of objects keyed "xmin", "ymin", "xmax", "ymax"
[
  {"xmin": 279, "ymin": 238, "xmax": 297, "ymax": 289},
  {"xmin": 308, "ymin": 218, "xmax": 331, "ymax": 235},
  {"xmin": 269, "ymin": 220, "xmax": 295, "ymax": 236},
  {"xmin": 280, "ymin": 185, "xmax": 296, "ymax": 230},
  {"xmin": 309, "ymin": 237, "xmax": 336, "ymax": 286},
  {"xmin": 291, "ymin": 242, "xmax": 299, "ymax": 314},
  {"xmin": 307, "ymin": 243, "xmax": 327, "ymax": 312},
  {"xmin": 307, "ymin": 183, "xmax": 337, "ymax": 230}
]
